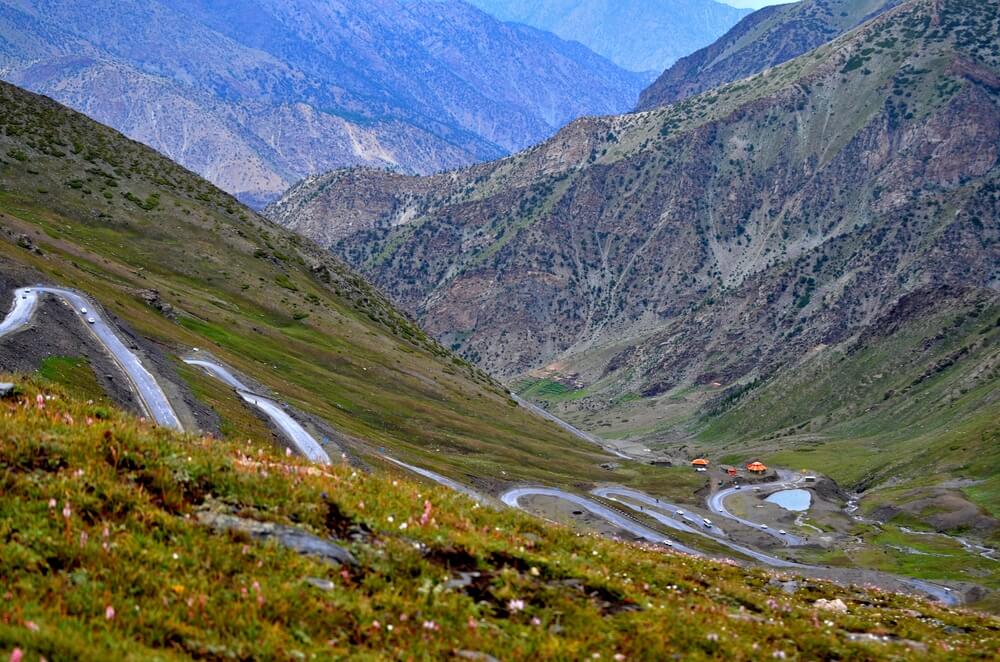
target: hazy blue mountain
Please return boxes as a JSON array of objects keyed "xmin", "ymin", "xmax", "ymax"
[
  {"xmin": 464, "ymin": 0, "xmax": 752, "ymax": 72},
  {"xmin": 0, "ymin": 0, "xmax": 646, "ymax": 206}
]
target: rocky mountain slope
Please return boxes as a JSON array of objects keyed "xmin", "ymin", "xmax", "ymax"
[
  {"xmin": 270, "ymin": 0, "xmax": 1000, "ymax": 525},
  {"xmin": 637, "ymin": 0, "xmax": 906, "ymax": 110},
  {"xmin": 0, "ymin": 77, "xmax": 667, "ymax": 496},
  {"xmin": 0, "ymin": 0, "xmax": 647, "ymax": 208},
  {"xmin": 466, "ymin": 0, "xmax": 751, "ymax": 72}
]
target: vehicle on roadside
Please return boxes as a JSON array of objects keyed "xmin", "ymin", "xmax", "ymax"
[
  {"xmin": 734, "ymin": 485, "xmax": 741, "ymax": 490},
  {"xmin": 779, "ymin": 530, "xmax": 787, "ymax": 535},
  {"xmin": 80, "ymin": 307, "xmax": 87, "ymax": 314},
  {"xmin": 702, "ymin": 518, "xmax": 712, "ymax": 527},
  {"xmin": 676, "ymin": 510, "xmax": 684, "ymax": 516},
  {"xmin": 87, "ymin": 317, "xmax": 96, "ymax": 324},
  {"xmin": 761, "ymin": 524, "xmax": 768, "ymax": 530}
]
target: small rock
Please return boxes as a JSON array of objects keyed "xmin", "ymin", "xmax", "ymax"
[
  {"xmin": 455, "ymin": 652, "xmax": 501, "ymax": 662},
  {"xmin": 814, "ymin": 598, "xmax": 848, "ymax": 613},
  {"xmin": 305, "ymin": 577, "xmax": 336, "ymax": 591},
  {"xmin": 196, "ymin": 511, "xmax": 357, "ymax": 566}
]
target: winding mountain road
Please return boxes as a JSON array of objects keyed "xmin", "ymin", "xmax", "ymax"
[
  {"xmin": 501, "ymin": 486, "xmax": 700, "ymax": 555},
  {"xmin": 512, "ymin": 394, "xmax": 630, "ymax": 459},
  {"xmin": 1, "ymin": 284, "xmax": 960, "ymax": 606},
  {"xmin": 183, "ymin": 358, "xmax": 331, "ymax": 464},
  {"xmin": 382, "ymin": 456, "xmax": 487, "ymax": 501},
  {"xmin": 708, "ymin": 471, "xmax": 806, "ymax": 546},
  {"xmin": 1, "ymin": 286, "xmax": 182, "ymax": 430}
]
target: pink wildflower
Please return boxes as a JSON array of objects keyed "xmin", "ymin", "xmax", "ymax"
[
  {"xmin": 530, "ymin": 617, "xmax": 541, "ymax": 626},
  {"xmin": 467, "ymin": 617, "xmax": 478, "ymax": 630},
  {"xmin": 79, "ymin": 531, "xmax": 89, "ymax": 548},
  {"xmin": 36, "ymin": 393, "xmax": 45, "ymax": 409},
  {"xmin": 48, "ymin": 498, "xmax": 57, "ymax": 509},
  {"xmin": 61, "ymin": 503, "xmax": 72, "ymax": 520},
  {"xmin": 105, "ymin": 605, "xmax": 115, "ymax": 620},
  {"xmin": 420, "ymin": 500, "xmax": 433, "ymax": 526},
  {"xmin": 422, "ymin": 620, "xmax": 439, "ymax": 631},
  {"xmin": 24, "ymin": 621, "xmax": 39, "ymax": 632},
  {"xmin": 10, "ymin": 648, "xmax": 23, "ymax": 662},
  {"xmin": 508, "ymin": 599, "xmax": 525, "ymax": 613},
  {"xmin": 372, "ymin": 620, "xmax": 381, "ymax": 630},
  {"xmin": 102, "ymin": 526, "xmax": 110, "ymax": 540},
  {"xmin": 286, "ymin": 447, "xmax": 292, "ymax": 457}
]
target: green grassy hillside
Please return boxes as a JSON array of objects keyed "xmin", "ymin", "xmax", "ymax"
[
  {"xmin": 0, "ymin": 79, "xmax": 674, "ymax": 497},
  {"xmin": 2, "ymin": 378, "xmax": 997, "ymax": 660}
]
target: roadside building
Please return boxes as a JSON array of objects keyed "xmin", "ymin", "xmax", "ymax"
[
  {"xmin": 690, "ymin": 458, "xmax": 710, "ymax": 469},
  {"xmin": 746, "ymin": 461, "xmax": 768, "ymax": 474}
]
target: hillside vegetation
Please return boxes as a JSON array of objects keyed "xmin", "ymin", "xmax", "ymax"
[
  {"xmin": 637, "ymin": 0, "xmax": 905, "ymax": 109},
  {"xmin": 269, "ymin": 0, "xmax": 999, "ymax": 537},
  {"xmin": 2, "ymin": 378, "xmax": 999, "ymax": 660},
  {"xmin": 0, "ymin": 79, "xmax": 678, "ymax": 501}
]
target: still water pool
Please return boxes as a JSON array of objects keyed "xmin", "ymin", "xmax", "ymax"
[{"xmin": 765, "ymin": 488, "xmax": 812, "ymax": 512}]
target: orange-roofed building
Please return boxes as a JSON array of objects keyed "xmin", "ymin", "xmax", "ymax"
[
  {"xmin": 746, "ymin": 461, "xmax": 767, "ymax": 474},
  {"xmin": 691, "ymin": 458, "xmax": 710, "ymax": 467}
]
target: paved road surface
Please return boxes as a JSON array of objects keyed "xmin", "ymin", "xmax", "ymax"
[
  {"xmin": 593, "ymin": 486, "xmax": 804, "ymax": 567},
  {"xmin": 184, "ymin": 358, "xmax": 331, "ymax": 464},
  {"xmin": 382, "ymin": 456, "xmax": 486, "ymax": 501},
  {"xmin": 1, "ymin": 287, "xmax": 182, "ymax": 430},
  {"xmin": 500, "ymin": 486, "xmax": 700, "ymax": 555},
  {"xmin": 512, "ymin": 394, "xmax": 630, "ymax": 459},
  {"xmin": 707, "ymin": 471, "xmax": 806, "ymax": 545}
]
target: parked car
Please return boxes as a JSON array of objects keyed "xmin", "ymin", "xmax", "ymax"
[
  {"xmin": 761, "ymin": 524, "xmax": 768, "ymax": 530},
  {"xmin": 779, "ymin": 530, "xmax": 787, "ymax": 535},
  {"xmin": 87, "ymin": 317, "xmax": 96, "ymax": 324}
]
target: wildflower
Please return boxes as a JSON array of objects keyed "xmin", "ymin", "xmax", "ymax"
[
  {"xmin": 614, "ymin": 655, "xmax": 626, "ymax": 661},
  {"xmin": 10, "ymin": 648, "xmax": 23, "ymax": 662},
  {"xmin": 422, "ymin": 620, "xmax": 439, "ymax": 631},
  {"xmin": 241, "ymin": 545, "xmax": 250, "ymax": 555},
  {"xmin": 48, "ymin": 498, "xmax": 57, "ymax": 509},
  {"xmin": 529, "ymin": 566, "xmax": 540, "ymax": 577},
  {"xmin": 386, "ymin": 624, "xmax": 394, "ymax": 632},
  {"xmin": 286, "ymin": 447, "xmax": 292, "ymax": 456},
  {"xmin": 508, "ymin": 599, "xmax": 525, "ymax": 613},
  {"xmin": 79, "ymin": 531, "xmax": 89, "ymax": 548},
  {"xmin": 398, "ymin": 522, "xmax": 408, "ymax": 530},
  {"xmin": 420, "ymin": 500, "xmax": 433, "ymax": 526},
  {"xmin": 105, "ymin": 605, "xmax": 115, "ymax": 620},
  {"xmin": 467, "ymin": 617, "xmax": 478, "ymax": 630},
  {"xmin": 62, "ymin": 503, "xmax": 72, "ymax": 520},
  {"xmin": 372, "ymin": 620, "xmax": 381, "ymax": 630},
  {"xmin": 24, "ymin": 621, "xmax": 39, "ymax": 632},
  {"xmin": 530, "ymin": 617, "xmax": 541, "ymax": 626},
  {"xmin": 36, "ymin": 393, "xmax": 45, "ymax": 409},
  {"xmin": 387, "ymin": 515, "xmax": 395, "ymax": 523}
]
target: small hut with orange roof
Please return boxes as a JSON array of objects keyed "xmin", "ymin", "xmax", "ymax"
[
  {"xmin": 746, "ymin": 461, "xmax": 767, "ymax": 474},
  {"xmin": 690, "ymin": 458, "xmax": 710, "ymax": 469}
]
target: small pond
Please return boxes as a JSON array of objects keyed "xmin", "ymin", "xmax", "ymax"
[{"xmin": 765, "ymin": 488, "xmax": 812, "ymax": 512}]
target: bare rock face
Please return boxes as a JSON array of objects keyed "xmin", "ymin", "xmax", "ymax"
[
  {"xmin": 270, "ymin": 0, "xmax": 1000, "ymax": 416},
  {"xmin": 0, "ymin": 0, "xmax": 646, "ymax": 207}
]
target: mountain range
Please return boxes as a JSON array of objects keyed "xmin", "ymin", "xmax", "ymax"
[
  {"xmin": 269, "ymin": 0, "xmax": 1000, "ymax": 538},
  {"xmin": 638, "ymin": 0, "xmax": 906, "ymax": 109},
  {"xmin": 0, "ymin": 0, "xmax": 647, "ymax": 208},
  {"xmin": 465, "ymin": 0, "xmax": 752, "ymax": 72}
]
